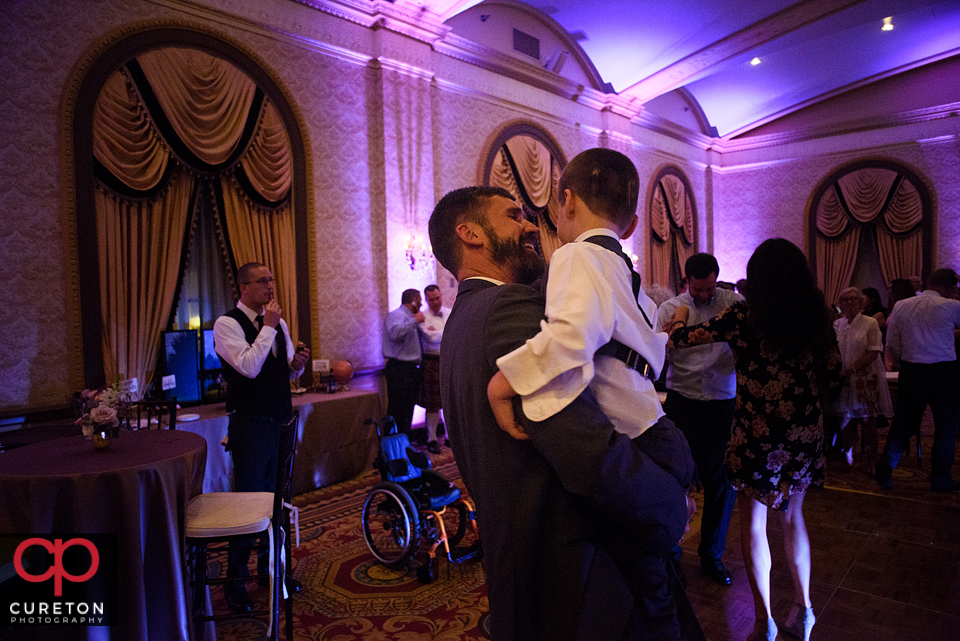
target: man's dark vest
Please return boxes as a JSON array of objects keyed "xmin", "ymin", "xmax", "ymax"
[{"xmin": 219, "ymin": 307, "xmax": 292, "ymax": 421}]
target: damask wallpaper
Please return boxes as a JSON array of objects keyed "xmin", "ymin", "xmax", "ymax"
[{"xmin": 1, "ymin": 0, "xmax": 958, "ymax": 414}]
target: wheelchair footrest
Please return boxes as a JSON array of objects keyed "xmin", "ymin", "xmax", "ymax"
[{"xmin": 447, "ymin": 541, "xmax": 482, "ymax": 564}]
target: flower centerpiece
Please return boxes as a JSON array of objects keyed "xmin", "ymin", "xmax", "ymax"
[{"xmin": 75, "ymin": 386, "xmax": 124, "ymax": 439}]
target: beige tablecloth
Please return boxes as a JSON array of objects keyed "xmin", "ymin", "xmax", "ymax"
[{"xmin": 181, "ymin": 389, "xmax": 383, "ymax": 495}]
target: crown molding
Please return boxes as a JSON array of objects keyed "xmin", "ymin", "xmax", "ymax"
[
  {"xmin": 714, "ymin": 101, "xmax": 960, "ymax": 154},
  {"xmin": 631, "ymin": 109, "xmax": 717, "ymax": 152},
  {"xmin": 292, "ymin": 0, "xmax": 452, "ymax": 44}
]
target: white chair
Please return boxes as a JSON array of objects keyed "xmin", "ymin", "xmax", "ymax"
[{"xmin": 185, "ymin": 411, "xmax": 300, "ymax": 640}]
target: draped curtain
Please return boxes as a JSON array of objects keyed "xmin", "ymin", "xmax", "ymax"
[
  {"xmin": 489, "ymin": 135, "xmax": 563, "ymax": 262},
  {"xmin": 650, "ymin": 172, "xmax": 695, "ymax": 289},
  {"xmin": 92, "ymin": 47, "xmax": 294, "ymax": 392},
  {"xmin": 815, "ymin": 167, "xmax": 923, "ymax": 304}
]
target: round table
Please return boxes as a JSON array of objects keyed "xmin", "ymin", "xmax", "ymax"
[{"xmin": 0, "ymin": 430, "xmax": 207, "ymax": 641}]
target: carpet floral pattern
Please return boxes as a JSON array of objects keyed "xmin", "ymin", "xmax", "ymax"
[{"xmin": 212, "ymin": 450, "xmax": 491, "ymax": 641}]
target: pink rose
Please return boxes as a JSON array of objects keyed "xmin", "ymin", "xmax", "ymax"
[{"xmin": 89, "ymin": 405, "xmax": 118, "ymax": 426}]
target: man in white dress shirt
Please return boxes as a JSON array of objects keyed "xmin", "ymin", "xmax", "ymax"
[
  {"xmin": 876, "ymin": 268, "xmax": 960, "ymax": 491},
  {"xmin": 419, "ymin": 284, "xmax": 451, "ymax": 453},
  {"xmin": 213, "ymin": 262, "xmax": 310, "ymax": 611},
  {"xmin": 657, "ymin": 253, "xmax": 742, "ymax": 586}
]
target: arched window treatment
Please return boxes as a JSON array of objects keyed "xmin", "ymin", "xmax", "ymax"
[
  {"xmin": 649, "ymin": 169, "xmax": 695, "ymax": 289},
  {"xmin": 814, "ymin": 166, "xmax": 924, "ymax": 305},
  {"xmin": 488, "ymin": 134, "xmax": 564, "ymax": 261},
  {"xmin": 92, "ymin": 47, "xmax": 294, "ymax": 393}
]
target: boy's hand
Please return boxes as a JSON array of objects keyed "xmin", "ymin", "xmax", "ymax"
[{"xmin": 487, "ymin": 371, "xmax": 530, "ymax": 440}]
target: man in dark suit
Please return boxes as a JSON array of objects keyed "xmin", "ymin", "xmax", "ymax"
[{"xmin": 429, "ymin": 187, "xmax": 691, "ymax": 640}]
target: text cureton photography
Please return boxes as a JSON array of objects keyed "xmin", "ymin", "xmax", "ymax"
[{"xmin": 1, "ymin": 534, "xmax": 117, "ymax": 628}]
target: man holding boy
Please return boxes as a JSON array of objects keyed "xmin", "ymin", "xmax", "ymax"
[
  {"xmin": 430, "ymin": 181, "xmax": 693, "ymax": 640},
  {"xmin": 487, "ymin": 149, "xmax": 694, "ymax": 640}
]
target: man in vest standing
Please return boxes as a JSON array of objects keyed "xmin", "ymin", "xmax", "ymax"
[{"xmin": 214, "ymin": 262, "xmax": 310, "ymax": 612}]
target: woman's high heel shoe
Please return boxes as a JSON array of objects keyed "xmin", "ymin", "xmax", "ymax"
[
  {"xmin": 783, "ymin": 603, "xmax": 815, "ymax": 641},
  {"xmin": 746, "ymin": 617, "xmax": 777, "ymax": 641}
]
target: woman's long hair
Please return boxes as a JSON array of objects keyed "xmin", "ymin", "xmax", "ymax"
[
  {"xmin": 744, "ymin": 238, "xmax": 835, "ymax": 357},
  {"xmin": 862, "ymin": 287, "xmax": 886, "ymax": 317}
]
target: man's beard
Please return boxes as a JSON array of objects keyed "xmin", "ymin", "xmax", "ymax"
[{"xmin": 485, "ymin": 225, "xmax": 544, "ymax": 285}]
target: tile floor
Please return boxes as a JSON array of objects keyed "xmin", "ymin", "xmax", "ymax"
[{"xmin": 678, "ymin": 464, "xmax": 960, "ymax": 640}]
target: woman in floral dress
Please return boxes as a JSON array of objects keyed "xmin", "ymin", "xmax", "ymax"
[{"xmin": 665, "ymin": 238, "xmax": 842, "ymax": 641}]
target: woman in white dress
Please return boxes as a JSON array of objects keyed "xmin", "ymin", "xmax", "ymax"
[{"xmin": 828, "ymin": 286, "xmax": 894, "ymax": 472}]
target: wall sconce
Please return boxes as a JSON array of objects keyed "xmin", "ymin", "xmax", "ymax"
[
  {"xmin": 882, "ymin": 17, "xmax": 894, "ymax": 31},
  {"xmin": 406, "ymin": 233, "xmax": 431, "ymax": 271}
]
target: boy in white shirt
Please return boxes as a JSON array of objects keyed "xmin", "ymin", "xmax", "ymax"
[{"xmin": 487, "ymin": 148, "xmax": 693, "ymax": 641}]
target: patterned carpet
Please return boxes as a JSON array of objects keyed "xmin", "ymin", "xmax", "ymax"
[
  {"xmin": 211, "ymin": 448, "xmax": 491, "ymax": 641},
  {"xmin": 210, "ymin": 413, "xmax": 951, "ymax": 640}
]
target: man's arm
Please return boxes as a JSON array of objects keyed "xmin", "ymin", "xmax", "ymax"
[
  {"xmin": 885, "ymin": 310, "xmax": 902, "ymax": 369},
  {"xmin": 656, "ymin": 298, "xmax": 679, "ymax": 333},
  {"xmin": 486, "ymin": 286, "xmax": 689, "ymax": 554},
  {"xmin": 278, "ymin": 319, "xmax": 307, "ymax": 379},
  {"xmin": 420, "ymin": 311, "xmax": 445, "ymax": 346},
  {"xmin": 384, "ymin": 308, "xmax": 419, "ymax": 342},
  {"xmin": 213, "ymin": 314, "xmax": 274, "ymax": 379}
]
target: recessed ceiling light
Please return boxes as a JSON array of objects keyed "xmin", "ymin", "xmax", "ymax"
[
  {"xmin": 750, "ymin": 57, "xmax": 761, "ymax": 66},
  {"xmin": 882, "ymin": 17, "xmax": 894, "ymax": 31}
]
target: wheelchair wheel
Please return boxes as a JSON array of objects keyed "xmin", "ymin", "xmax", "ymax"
[{"xmin": 362, "ymin": 481, "xmax": 420, "ymax": 569}]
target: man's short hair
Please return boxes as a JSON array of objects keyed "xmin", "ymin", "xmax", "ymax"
[
  {"xmin": 685, "ymin": 253, "xmax": 719, "ymax": 280},
  {"xmin": 237, "ymin": 262, "xmax": 266, "ymax": 285},
  {"xmin": 928, "ymin": 268, "xmax": 959, "ymax": 290},
  {"xmin": 557, "ymin": 148, "xmax": 639, "ymax": 232},
  {"xmin": 424, "ymin": 284, "xmax": 440, "ymax": 294},
  {"xmin": 429, "ymin": 186, "xmax": 515, "ymax": 276},
  {"xmin": 401, "ymin": 289, "xmax": 421, "ymax": 305}
]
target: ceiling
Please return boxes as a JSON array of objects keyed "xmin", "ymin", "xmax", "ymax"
[{"xmin": 425, "ymin": 0, "xmax": 960, "ymax": 138}]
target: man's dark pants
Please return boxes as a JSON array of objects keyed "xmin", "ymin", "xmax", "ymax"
[
  {"xmin": 227, "ymin": 414, "xmax": 280, "ymax": 593},
  {"xmin": 385, "ymin": 357, "xmax": 420, "ymax": 433},
  {"xmin": 878, "ymin": 360, "xmax": 960, "ymax": 489},
  {"xmin": 664, "ymin": 391, "xmax": 737, "ymax": 564}
]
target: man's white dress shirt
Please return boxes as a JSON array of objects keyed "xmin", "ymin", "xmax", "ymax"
[
  {"xmin": 213, "ymin": 300, "xmax": 301, "ymax": 379},
  {"xmin": 656, "ymin": 288, "xmax": 743, "ymax": 401},
  {"xmin": 422, "ymin": 306, "xmax": 451, "ymax": 356},
  {"xmin": 886, "ymin": 290, "xmax": 960, "ymax": 367}
]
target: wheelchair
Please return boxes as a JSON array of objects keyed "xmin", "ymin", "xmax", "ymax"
[{"xmin": 360, "ymin": 417, "xmax": 482, "ymax": 583}]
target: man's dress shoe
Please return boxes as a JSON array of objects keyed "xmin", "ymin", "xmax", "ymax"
[
  {"xmin": 874, "ymin": 462, "xmax": 893, "ymax": 489},
  {"xmin": 701, "ymin": 559, "xmax": 732, "ymax": 586},
  {"xmin": 224, "ymin": 587, "xmax": 253, "ymax": 613}
]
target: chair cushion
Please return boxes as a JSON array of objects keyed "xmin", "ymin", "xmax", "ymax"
[
  {"xmin": 185, "ymin": 492, "xmax": 273, "ymax": 538},
  {"xmin": 381, "ymin": 433, "xmax": 422, "ymax": 483},
  {"xmin": 403, "ymin": 471, "xmax": 462, "ymax": 511}
]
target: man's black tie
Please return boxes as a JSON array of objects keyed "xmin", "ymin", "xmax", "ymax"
[{"xmin": 255, "ymin": 314, "xmax": 264, "ymax": 331}]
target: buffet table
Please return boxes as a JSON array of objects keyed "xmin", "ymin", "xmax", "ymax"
[{"xmin": 180, "ymin": 388, "xmax": 383, "ymax": 495}]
